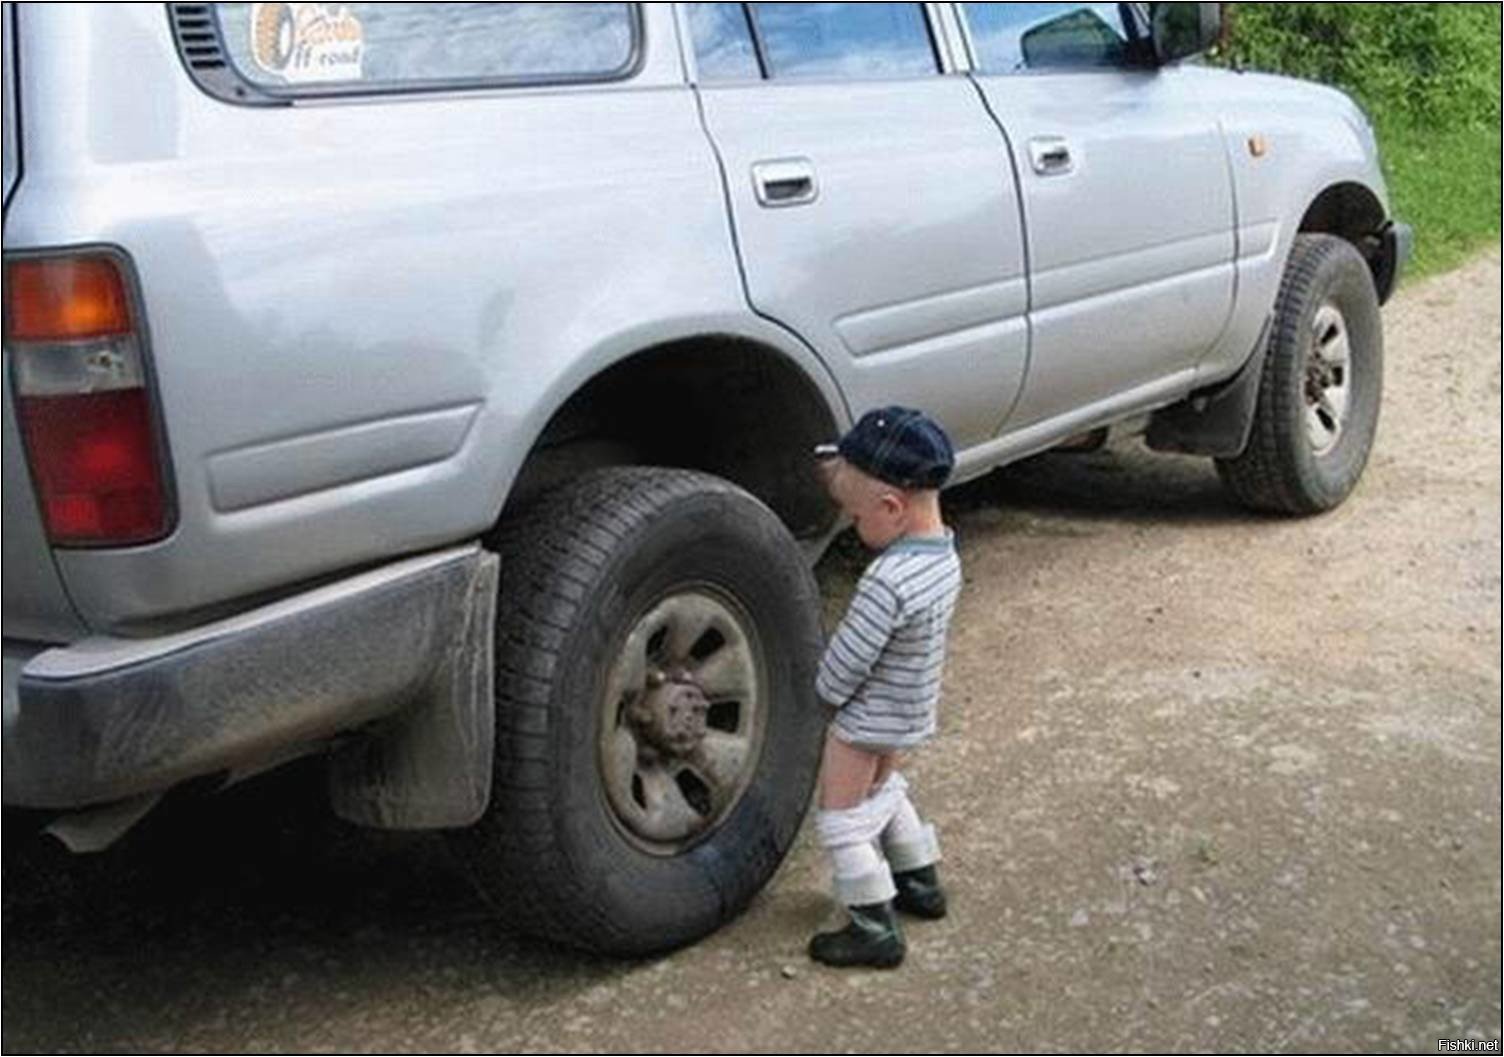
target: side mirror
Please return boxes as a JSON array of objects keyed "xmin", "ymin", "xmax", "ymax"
[{"xmin": 1148, "ymin": 3, "xmax": 1222, "ymax": 64}]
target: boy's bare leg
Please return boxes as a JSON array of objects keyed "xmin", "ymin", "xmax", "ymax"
[{"xmin": 819, "ymin": 734, "xmax": 892, "ymax": 810}]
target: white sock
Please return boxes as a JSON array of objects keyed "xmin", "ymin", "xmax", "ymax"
[
  {"xmin": 881, "ymin": 782, "xmax": 941, "ymax": 872},
  {"xmin": 829, "ymin": 839, "xmax": 884, "ymax": 881},
  {"xmin": 816, "ymin": 807, "xmax": 898, "ymax": 906},
  {"xmin": 883, "ymin": 795, "xmax": 925, "ymax": 849}
]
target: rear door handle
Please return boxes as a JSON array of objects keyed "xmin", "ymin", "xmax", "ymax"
[
  {"xmin": 1028, "ymin": 136, "xmax": 1074, "ymax": 176},
  {"xmin": 752, "ymin": 158, "xmax": 819, "ymax": 207}
]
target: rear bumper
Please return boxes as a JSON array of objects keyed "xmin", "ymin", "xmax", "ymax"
[{"xmin": 3, "ymin": 545, "xmax": 493, "ymax": 810}]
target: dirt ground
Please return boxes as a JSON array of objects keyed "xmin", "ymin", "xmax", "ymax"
[{"xmin": 3, "ymin": 250, "xmax": 1500, "ymax": 1054}]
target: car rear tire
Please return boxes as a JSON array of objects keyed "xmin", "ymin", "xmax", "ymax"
[
  {"xmin": 451, "ymin": 467, "xmax": 825, "ymax": 955},
  {"xmin": 1217, "ymin": 233, "xmax": 1384, "ymax": 514}
]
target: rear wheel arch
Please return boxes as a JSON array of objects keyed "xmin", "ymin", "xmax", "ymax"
[{"xmin": 502, "ymin": 335, "xmax": 846, "ymax": 542}]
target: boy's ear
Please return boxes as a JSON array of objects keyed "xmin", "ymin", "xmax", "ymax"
[{"xmin": 879, "ymin": 490, "xmax": 905, "ymax": 516}]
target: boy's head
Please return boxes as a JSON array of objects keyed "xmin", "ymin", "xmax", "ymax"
[{"xmin": 816, "ymin": 406, "xmax": 954, "ymax": 550}]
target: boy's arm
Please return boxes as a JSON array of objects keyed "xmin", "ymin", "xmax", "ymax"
[{"xmin": 815, "ymin": 573, "xmax": 902, "ymax": 709}]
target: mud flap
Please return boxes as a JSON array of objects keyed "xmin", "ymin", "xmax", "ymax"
[
  {"xmin": 1146, "ymin": 318, "xmax": 1272, "ymax": 458},
  {"xmin": 327, "ymin": 552, "xmax": 498, "ymax": 830}
]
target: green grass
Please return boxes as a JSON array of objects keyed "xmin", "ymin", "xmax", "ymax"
[{"xmin": 1379, "ymin": 119, "xmax": 1502, "ymax": 281}]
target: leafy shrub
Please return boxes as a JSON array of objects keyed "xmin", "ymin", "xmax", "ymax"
[{"xmin": 1217, "ymin": 3, "xmax": 1501, "ymax": 131}]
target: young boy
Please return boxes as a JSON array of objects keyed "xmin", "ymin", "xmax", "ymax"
[{"xmin": 809, "ymin": 406, "xmax": 962, "ymax": 969}]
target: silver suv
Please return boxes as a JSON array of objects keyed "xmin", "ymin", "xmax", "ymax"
[{"xmin": 2, "ymin": 2, "xmax": 1409, "ymax": 953}]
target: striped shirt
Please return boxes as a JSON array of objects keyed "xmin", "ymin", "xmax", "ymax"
[{"xmin": 816, "ymin": 532, "xmax": 962, "ymax": 750}]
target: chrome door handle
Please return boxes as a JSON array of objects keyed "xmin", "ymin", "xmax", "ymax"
[
  {"xmin": 1028, "ymin": 136, "xmax": 1074, "ymax": 176},
  {"xmin": 752, "ymin": 158, "xmax": 819, "ymax": 207}
]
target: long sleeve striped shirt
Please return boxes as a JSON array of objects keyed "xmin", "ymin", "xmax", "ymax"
[{"xmin": 816, "ymin": 532, "xmax": 962, "ymax": 750}]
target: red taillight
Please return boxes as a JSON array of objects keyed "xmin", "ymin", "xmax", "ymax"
[
  {"xmin": 4, "ymin": 253, "xmax": 172, "ymax": 546},
  {"xmin": 16, "ymin": 390, "xmax": 166, "ymax": 543}
]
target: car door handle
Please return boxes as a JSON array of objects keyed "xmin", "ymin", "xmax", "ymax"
[
  {"xmin": 1028, "ymin": 136, "xmax": 1074, "ymax": 176},
  {"xmin": 751, "ymin": 158, "xmax": 819, "ymax": 207}
]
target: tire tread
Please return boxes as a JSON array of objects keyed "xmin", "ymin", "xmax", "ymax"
[
  {"xmin": 459, "ymin": 467, "xmax": 801, "ymax": 953},
  {"xmin": 1217, "ymin": 233, "xmax": 1380, "ymax": 514}
]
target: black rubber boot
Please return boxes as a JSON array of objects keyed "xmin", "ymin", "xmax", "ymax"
[
  {"xmin": 893, "ymin": 865, "xmax": 948, "ymax": 920},
  {"xmin": 808, "ymin": 902, "xmax": 905, "ymax": 969}
]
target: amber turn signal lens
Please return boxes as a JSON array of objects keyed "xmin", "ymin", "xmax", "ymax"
[{"xmin": 4, "ymin": 256, "xmax": 134, "ymax": 342}]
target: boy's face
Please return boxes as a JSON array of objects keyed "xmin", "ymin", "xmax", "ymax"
[{"xmin": 819, "ymin": 457, "xmax": 907, "ymax": 550}]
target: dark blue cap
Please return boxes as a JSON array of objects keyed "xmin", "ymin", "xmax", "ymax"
[{"xmin": 825, "ymin": 406, "xmax": 954, "ymax": 490}]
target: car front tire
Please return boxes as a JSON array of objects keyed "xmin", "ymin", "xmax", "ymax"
[{"xmin": 1217, "ymin": 233, "xmax": 1385, "ymax": 514}]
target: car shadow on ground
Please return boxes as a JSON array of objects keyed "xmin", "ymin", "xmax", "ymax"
[
  {"xmin": 1, "ymin": 762, "xmax": 633, "ymax": 1049},
  {"xmin": 816, "ymin": 443, "xmax": 1261, "ymax": 607},
  {"xmin": 947, "ymin": 445, "xmax": 1256, "ymax": 527}
]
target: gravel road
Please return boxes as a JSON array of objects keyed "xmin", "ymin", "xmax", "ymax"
[{"xmin": 4, "ymin": 249, "xmax": 1499, "ymax": 1054}]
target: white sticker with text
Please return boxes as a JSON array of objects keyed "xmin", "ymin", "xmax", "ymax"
[{"xmin": 250, "ymin": 3, "xmax": 364, "ymax": 84}]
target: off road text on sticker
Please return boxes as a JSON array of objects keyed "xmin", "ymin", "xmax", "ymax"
[{"xmin": 250, "ymin": 3, "xmax": 364, "ymax": 84}]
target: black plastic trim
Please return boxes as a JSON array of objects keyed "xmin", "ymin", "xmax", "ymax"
[
  {"xmin": 1374, "ymin": 220, "xmax": 1413, "ymax": 306},
  {"xmin": 3, "ymin": 549, "xmax": 487, "ymax": 809}
]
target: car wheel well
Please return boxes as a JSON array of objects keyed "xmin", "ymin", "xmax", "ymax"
[
  {"xmin": 505, "ymin": 337, "xmax": 841, "ymax": 539},
  {"xmin": 1298, "ymin": 181, "xmax": 1392, "ymax": 294}
]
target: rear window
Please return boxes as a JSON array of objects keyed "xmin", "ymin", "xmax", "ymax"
[{"xmin": 198, "ymin": 3, "xmax": 639, "ymax": 100}]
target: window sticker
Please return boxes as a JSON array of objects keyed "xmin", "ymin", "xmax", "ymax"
[{"xmin": 249, "ymin": 3, "xmax": 364, "ymax": 83}]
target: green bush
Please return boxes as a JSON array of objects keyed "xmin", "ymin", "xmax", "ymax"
[
  {"xmin": 1216, "ymin": 3, "xmax": 1501, "ymax": 278},
  {"xmin": 1218, "ymin": 3, "xmax": 1500, "ymax": 131}
]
